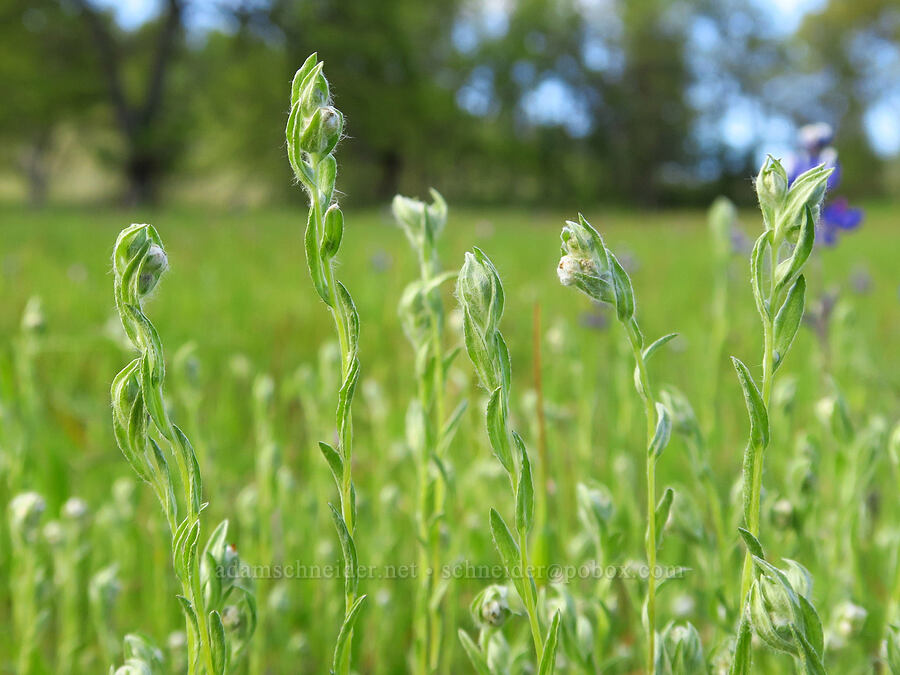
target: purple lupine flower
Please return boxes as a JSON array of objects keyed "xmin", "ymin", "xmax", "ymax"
[
  {"xmin": 786, "ymin": 123, "xmax": 863, "ymax": 247},
  {"xmin": 820, "ymin": 198, "xmax": 863, "ymax": 245}
]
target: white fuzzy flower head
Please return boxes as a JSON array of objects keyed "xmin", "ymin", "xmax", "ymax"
[{"xmin": 557, "ymin": 255, "xmax": 584, "ymax": 286}]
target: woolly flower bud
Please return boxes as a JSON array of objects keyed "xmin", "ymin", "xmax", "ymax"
[
  {"xmin": 471, "ymin": 584, "xmax": 512, "ymax": 628},
  {"xmin": 90, "ymin": 564, "xmax": 121, "ymax": 610},
  {"xmin": 756, "ymin": 156, "xmax": 788, "ymax": 212},
  {"xmin": 558, "ymin": 216, "xmax": 614, "ymax": 304},
  {"xmin": 834, "ymin": 601, "xmax": 867, "ymax": 639},
  {"xmin": 658, "ymin": 622, "xmax": 705, "ymax": 673},
  {"xmin": 138, "ymin": 243, "xmax": 168, "ymax": 296},
  {"xmin": 21, "ymin": 295, "xmax": 46, "ymax": 335},
  {"xmin": 9, "ymin": 491, "xmax": 46, "ymax": 543},
  {"xmin": 457, "ymin": 248, "xmax": 504, "ymax": 338},
  {"xmin": 44, "ymin": 520, "xmax": 64, "ymax": 547},
  {"xmin": 392, "ymin": 189, "xmax": 448, "ymax": 252},
  {"xmin": 300, "ymin": 105, "xmax": 343, "ymax": 156},
  {"xmin": 62, "ymin": 496, "xmax": 90, "ymax": 522}
]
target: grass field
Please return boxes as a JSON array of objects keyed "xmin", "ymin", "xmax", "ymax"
[{"xmin": 1, "ymin": 202, "xmax": 898, "ymax": 673}]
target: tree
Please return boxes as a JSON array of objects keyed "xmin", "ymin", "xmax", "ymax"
[
  {"xmin": 71, "ymin": 0, "xmax": 188, "ymax": 204},
  {"xmin": 0, "ymin": 0, "xmax": 99, "ymax": 205}
]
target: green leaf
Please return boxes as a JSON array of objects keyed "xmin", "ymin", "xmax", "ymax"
[
  {"xmin": 332, "ymin": 595, "xmax": 367, "ymax": 675},
  {"xmin": 319, "ymin": 441, "xmax": 343, "ymax": 488},
  {"xmin": 321, "ymin": 205, "xmax": 344, "ymax": 259},
  {"xmin": 209, "ymin": 610, "xmax": 227, "ymax": 675},
  {"xmin": 731, "ymin": 357, "xmax": 769, "ymax": 449},
  {"xmin": 729, "ymin": 614, "xmax": 753, "ymax": 675},
  {"xmin": 538, "ymin": 611, "xmax": 562, "ymax": 675},
  {"xmin": 774, "ymin": 205, "xmax": 815, "ymax": 293},
  {"xmin": 642, "ymin": 333, "xmax": 678, "ymax": 362},
  {"xmin": 486, "ymin": 387, "xmax": 514, "ymax": 474},
  {"xmin": 607, "ymin": 250, "xmax": 635, "ymax": 321},
  {"xmin": 335, "ymin": 282, "xmax": 360, "ymax": 360},
  {"xmin": 772, "ymin": 275, "xmax": 806, "ymax": 372},
  {"xmin": 792, "ymin": 626, "xmax": 826, "ymax": 675},
  {"xmin": 489, "ymin": 508, "xmax": 524, "ymax": 598},
  {"xmin": 514, "ymin": 433, "xmax": 534, "ymax": 535},
  {"xmin": 654, "ymin": 487, "xmax": 674, "ymax": 550},
  {"xmin": 886, "ymin": 625, "xmax": 900, "ymax": 673},
  {"xmin": 291, "ymin": 53, "xmax": 319, "ymax": 107},
  {"xmin": 737, "ymin": 528, "xmax": 764, "ymax": 560},
  {"xmin": 649, "ymin": 402, "xmax": 672, "ymax": 460},
  {"xmin": 304, "ymin": 210, "xmax": 330, "ymax": 305},
  {"xmin": 437, "ymin": 400, "xmax": 468, "ymax": 454},
  {"xmin": 750, "ymin": 231, "xmax": 773, "ymax": 320},
  {"xmin": 458, "ymin": 630, "xmax": 492, "ymax": 675},
  {"xmin": 329, "ymin": 504, "xmax": 358, "ymax": 600},
  {"xmin": 797, "ymin": 593, "xmax": 825, "ymax": 657},
  {"xmin": 461, "ymin": 308, "xmax": 494, "ymax": 391},
  {"xmin": 175, "ymin": 596, "xmax": 199, "ymax": 636}
]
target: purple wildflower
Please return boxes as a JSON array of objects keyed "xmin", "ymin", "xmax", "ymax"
[
  {"xmin": 787, "ymin": 123, "xmax": 863, "ymax": 247},
  {"xmin": 820, "ymin": 198, "xmax": 863, "ymax": 245}
]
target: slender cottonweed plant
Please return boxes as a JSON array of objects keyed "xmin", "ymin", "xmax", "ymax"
[
  {"xmin": 456, "ymin": 248, "xmax": 562, "ymax": 673},
  {"xmin": 393, "ymin": 190, "xmax": 468, "ymax": 673},
  {"xmin": 730, "ymin": 157, "xmax": 833, "ymax": 672},
  {"xmin": 285, "ymin": 54, "xmax": 367, "ymax": 674},
  {"xmin": 556, "ymin": 215, "xmax": 676, "ymax": 673},
  {"xmin": 8, "ymin": 491, "xmax": 48, "ymax": 674},
  {"xmin": 111, "ymin": 223, "xmax": 255, "ymax": 674}
]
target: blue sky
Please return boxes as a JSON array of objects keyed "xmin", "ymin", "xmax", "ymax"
[{"xmin": 93, "ymin": 0, "xmax": 900, "ymax": 159}]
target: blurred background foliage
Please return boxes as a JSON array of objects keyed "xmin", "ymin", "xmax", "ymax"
[{"xmin": 0, "ymin": 0, "xmax": 899, "ymax": 208}]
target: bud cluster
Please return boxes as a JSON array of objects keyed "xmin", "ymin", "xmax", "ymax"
[
  {"xmin": 286, "ymin": 53, "xmax": 344, "ymax": 171},
  {"xmin": 456, "ymin": 248, "xmax": 507, "ymax": 394},
  {"xmin": 655, "ymin": 622, "xmax": 705, "ymax": 674},
  {"xmin": 392, "ymin": 189, "xmax": 448, "ymax": 266},
  {"xmin": 755, "ymin": 155, "xmax": 832, "ymax": 243},
  {"xmin": 745, "ymin": 553, "xmax": 825, "ymax": 669},
  {"xmin": 470, "ymin": 584, "xmax": 513, "ymax": 629}
]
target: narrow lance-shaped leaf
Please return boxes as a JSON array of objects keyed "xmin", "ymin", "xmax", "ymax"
[
  {"xmin": 643, "ymin": 333, "xmax": 678, "ymax": 362},
  {"xmin": 458, "ymin": 630, "xmax": 492, "ymax": 675},
  {"xmin": 538, "ymin": 611, "xmax": 562, "ymax": 675},
  {"xmin": 774, "ymin": 205, "xmax": 815, "ymax": 293},
  {"xmin": 750, "ymin": 231, "xmax": 772, "ymax": 320},
  {"xmin": 514, "ymin": 432, "xmax": 534, "ymax": 535},
  {"xmin": 772, "ymin": 275, "xmax": 806, "ymax": 372},
  {"xmin": 608, "ymin": 250, "xmax": 635, "ymax": 321},
  {"xmin": 332, "ymin": 595, "xmax": 367, "ymax": 675},
  {"xmin": 486, "ymin": 388, "xmax": 514, "ymax": 474},
  {"xmin": 329, "ymin": 504, "xmax": 358, "ymax": 600},
  {"xmin": 653, "ymin": 488, "xmax": 674, "ymax": 551},
  {"xmin": 731, "ymin": 357, "xmax": 769, "ymax": 450},
  {"xmin": 649, "ymin": 402, "xmax": 672, "ymax": 459},
  {"xmin": 738, "ymin": 527, "xmax": 765, "ymax": 560}
]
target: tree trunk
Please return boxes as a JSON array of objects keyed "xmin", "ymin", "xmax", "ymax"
[
  {"xmin": 124, "ymin": 151, "xmax": 160, "ymax": 206},
  {"xmin": 21, "ymin": 132, "xmax": 52, "ymax": 208}
]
